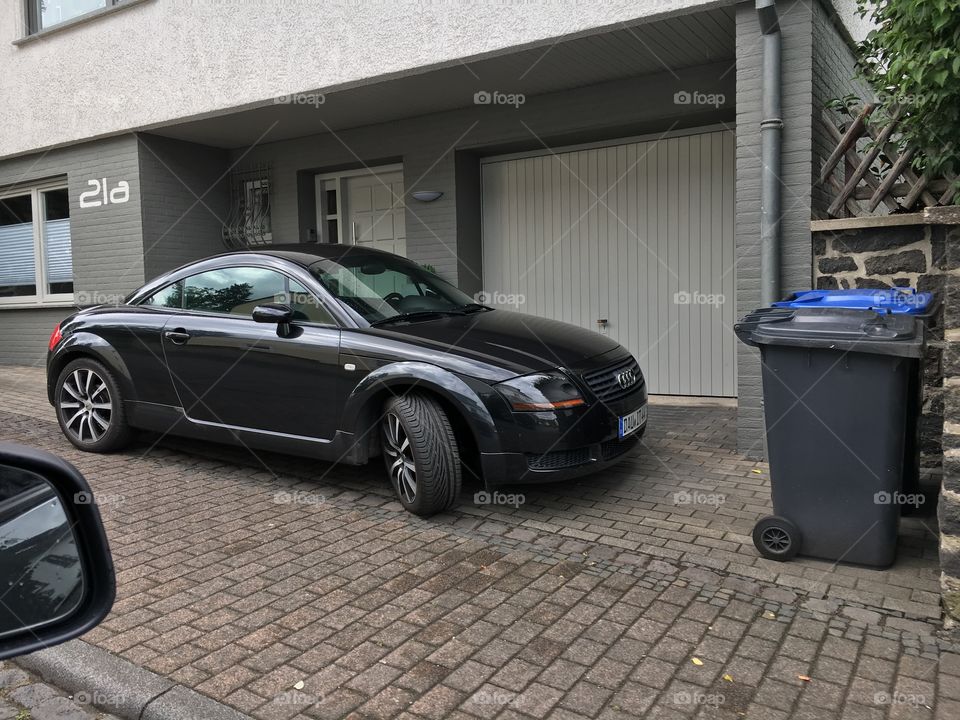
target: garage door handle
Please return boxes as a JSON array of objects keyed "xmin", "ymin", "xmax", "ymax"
[{"xmin": 164, "ymin": 329, "xmax": 190, "ymax": 345}]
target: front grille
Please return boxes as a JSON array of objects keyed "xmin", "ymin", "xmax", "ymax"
[
  {"xmin": 526, "ymin": 447, "xmax": 592, "ymax": 471},
  {"xmin": 581, "ymin": 356, "xmax": 643, "ymax": 403}
]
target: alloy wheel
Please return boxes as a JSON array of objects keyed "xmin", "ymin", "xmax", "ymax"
[
  {"xmin": 383, "ymin": 412, "xmax": 417, "ymax": 503},
  {"xmin": 59, "ymin": 368, "xmax": 113, "ymax": 443}
]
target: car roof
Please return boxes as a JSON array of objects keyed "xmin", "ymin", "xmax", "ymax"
[{"xmin": 223, "ymin": 243, "xmax": 400, "ymax": 269}]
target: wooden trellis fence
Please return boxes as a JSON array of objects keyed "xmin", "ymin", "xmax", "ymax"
[{"xmin": 818, "ymin": 102, "xmax": 957, "ymax": 218}]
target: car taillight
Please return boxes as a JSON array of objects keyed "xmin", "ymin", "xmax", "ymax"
[{"xmin": 48, "ymin": 323, "xmax": 62, "ymax": 351}]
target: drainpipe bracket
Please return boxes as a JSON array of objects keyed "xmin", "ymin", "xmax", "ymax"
[{"xmin": 760, "ymin": 118, "xmax": 784, "ymax": 130}]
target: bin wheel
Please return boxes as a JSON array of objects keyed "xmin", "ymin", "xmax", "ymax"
[{"xmin": 753, "ymin": 516, "xmax": 801, "ymax": 561}]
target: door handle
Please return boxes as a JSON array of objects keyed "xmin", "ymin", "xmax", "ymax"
[{"xmin": 164, "ymin": 329, "xmax": 190, "ymax": 345}]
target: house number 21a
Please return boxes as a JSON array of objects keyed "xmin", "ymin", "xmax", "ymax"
[{"xmin": 79, "ymin": 178, "xmax": 130, "ymax": 208}]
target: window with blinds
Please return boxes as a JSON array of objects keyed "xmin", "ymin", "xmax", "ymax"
[{"xmin": 0, "ymin": 184, "xmax": 73, "ymax": 304}]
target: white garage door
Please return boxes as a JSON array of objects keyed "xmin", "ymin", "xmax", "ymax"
[{"xmin": 481, "ymin": 130, "xmax": 736, "ymax": 396}]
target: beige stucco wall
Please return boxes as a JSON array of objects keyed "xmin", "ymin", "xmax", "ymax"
[{"xmin": 0, "ymin": 0, "xmax": 733, "ymax": 160}]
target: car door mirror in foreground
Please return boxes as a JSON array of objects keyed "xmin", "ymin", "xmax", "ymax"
[
  {"xmin": 252, "ymin": 303, "xmax": 294, "ymax": 324},
  {"xmin": 0, "ymin": 442, "xmax": 115, "ymax": 660}
]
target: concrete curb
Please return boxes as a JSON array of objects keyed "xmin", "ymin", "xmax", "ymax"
[{"xmin": 15, "ymin": 638, "xmax": 251, "ymax": 720}]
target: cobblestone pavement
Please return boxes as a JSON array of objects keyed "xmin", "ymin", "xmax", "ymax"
[
  {"xmin": 0, "ymin": 659, "xmax": 122, "ymax": 720},
  {"xmin": 1, "ymin": 365, "xmax": 957, "ymax": 719}
]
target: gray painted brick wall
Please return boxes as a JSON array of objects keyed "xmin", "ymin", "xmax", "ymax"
[
  {"xmin": 137, "ymin": 134, "xmax": 230, "ymax": 279},
  {"xmin": 734, "ymin": 0, "xmax": 872, "ymax": 456},
  {"xmin": 0, "ymin": 135, "xmax": 144, "ymax": 365},
  {"xmin": 735, "ymin": 0, "xmax": 816, "ymax": 456},
  {"xmin": 0, "ymin": 307, "xmax": 79, "ymax": 368},
  {"xmin": 810, "ymin": 1, "xmax": 873, "ymax": 218}
]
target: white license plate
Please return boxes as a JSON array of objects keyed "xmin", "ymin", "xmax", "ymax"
[{"xmin": 619, "ymin": 405, "xmax": 648, "ymax": 438}]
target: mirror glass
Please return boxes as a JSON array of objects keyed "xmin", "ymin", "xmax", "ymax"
[{"xmin": 0, "ymin": 464, "xmax": 84, "ymax": 639}]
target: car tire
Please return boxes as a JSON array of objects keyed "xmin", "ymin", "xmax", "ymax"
[
  {"xmin": 55, "ymin": 358, "xmax": 132, "ymax": 453},
  {"xmin": 381, "ymin": 393, "xmax": 461, "ymax": 516}
]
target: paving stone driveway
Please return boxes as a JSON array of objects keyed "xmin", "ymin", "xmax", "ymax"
[{"xmin": 1, "ymin": 365, "xmax": 957, "ymax": 719}]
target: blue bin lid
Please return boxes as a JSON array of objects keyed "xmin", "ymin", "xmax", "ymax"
[{"xmin": 772, "ymin": 288, "xmax": 934, "ymax": 314}]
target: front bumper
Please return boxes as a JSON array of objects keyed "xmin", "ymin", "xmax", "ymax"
[
  {"xmin": 480, "ymin": 427, "xmax": 644, "ymax": 487},
  {"xmin": 473, "ymin": 347, "xmax": 649, "ymax": 488}
]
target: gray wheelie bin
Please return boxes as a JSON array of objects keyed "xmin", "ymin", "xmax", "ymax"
[
  {"xmin": 735, "ymin": 307, "xmax": 924, "ymax": 567},
  {"xmin": 772, "ymin": 289, "xmax": 937, "ymax": 507}
]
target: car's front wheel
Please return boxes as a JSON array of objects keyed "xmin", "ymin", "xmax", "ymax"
[
  {"xmin": 381, "ymin": 394, "xmax": 461, "ymax": 516},
  {"xmin": 55, "ymin": 358, "xmax": 132, "ymax": 453}
]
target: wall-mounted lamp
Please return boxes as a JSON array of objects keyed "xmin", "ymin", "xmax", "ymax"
[{"xmin": 411, "ymin": 190, "xmax": 444, "ymax": 202}]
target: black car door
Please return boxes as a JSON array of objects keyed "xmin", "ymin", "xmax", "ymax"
[
  {"xmin": 160, "ymin": 266, "xmax": 343, "ymax": 440},
  {"xmin": 91, "ymin": 287, "xmax": 184, "ymax": 408}
]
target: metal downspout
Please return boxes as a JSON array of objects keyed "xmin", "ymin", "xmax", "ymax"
[{"xmin": 757, "ymin": 0, "xmax": 783, "ymax": 306}]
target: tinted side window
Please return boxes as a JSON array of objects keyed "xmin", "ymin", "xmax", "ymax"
[
  {"xmin": 183, "ymin": 267, "xmax": 286, "ymax": 315},
  {"xmin": 286, "ymin": 279, "xmax": 334, "ymax": 324},
  {"xmin": 141, "ymin": 281, "xmax": 183, "ymax": 308}
]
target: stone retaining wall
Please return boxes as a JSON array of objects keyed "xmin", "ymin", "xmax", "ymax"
[
  {"xmin": 940, "ymin": 243, "xmax": 960, "ymax": 620},
  {"xmin": 814, "ymin": 212, "xmax": 960, "ymax": 620},
  {"xmin": 813, "ymin": 223, "xmax": 951, "ymax": 474}
]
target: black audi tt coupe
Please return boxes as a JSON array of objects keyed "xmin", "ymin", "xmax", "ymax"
[{"xmin": 46, "ymin": 245, "xmax": 647, "ymax": 515}]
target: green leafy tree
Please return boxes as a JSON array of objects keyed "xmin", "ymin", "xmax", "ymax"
[
  {"xmin": 856, "ymin": 0, "xmax": 960, "ymax": 183},
  {"xmin": 183, "ymin": 283, "xmax": 253, "ymax": 313}
]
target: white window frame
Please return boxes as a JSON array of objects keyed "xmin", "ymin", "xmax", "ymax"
[
  {"xmin": 0, "ymin": 179, "xmax": 75, "ymax": 308},
  {"xmin": 26, "ymin": 0, "xmax": 117, "ymax": 34}
]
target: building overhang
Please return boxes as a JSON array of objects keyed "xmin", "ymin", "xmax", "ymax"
[{"xmin": 146, "ymin": 6, "xmax": 735, "ymax": 150}]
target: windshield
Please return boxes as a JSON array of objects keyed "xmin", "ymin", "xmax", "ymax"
[{"xmin": 309, "ymin": 252, "xmax": 477, "ymax": 324}]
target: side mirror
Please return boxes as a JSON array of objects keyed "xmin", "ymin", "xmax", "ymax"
[
  {"xmin": 0, "ymin": 442, "xmax": 115, "ymax": 661},
  {"xmin": 252, "ymin": 303, "xmax": 294, "ymax": 324}
]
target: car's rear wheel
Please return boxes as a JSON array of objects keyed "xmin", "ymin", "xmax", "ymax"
[
  {"xmin": 55, "ymin": 358, "xmax": 132, "ymax": 453},
  {"xmin": 381, "ymin": 393, "xmax": 461, "ymax": 516}
]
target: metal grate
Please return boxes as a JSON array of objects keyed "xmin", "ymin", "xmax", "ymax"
[
  {"xmin": 222, "ymin": 165, "xmax": 273, "ymax": 249},
  {"xmin": 581, "ymin": 356, "xmax": 643, "ymax": 403},
  {"xmin": 526, "ymin": 447, "xmax": 592, "ymax": 471},
  {"xmin": 601, "ymin": 437, "xmax": 636, "ymax": 461}
]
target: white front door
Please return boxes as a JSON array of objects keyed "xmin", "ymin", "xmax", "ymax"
[{"xmin": 344, "ymin": 171, "xmax": 406, "ymax": 256}]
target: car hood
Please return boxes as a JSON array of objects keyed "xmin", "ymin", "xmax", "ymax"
[{"xmin": 365, "ymin": 309, "xmax": 623, "ymax": 377}]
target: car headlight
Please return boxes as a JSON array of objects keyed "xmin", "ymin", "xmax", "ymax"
[{"xmin": 495, "ymin": 371, "xmax": 586, "ymax": 412}]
